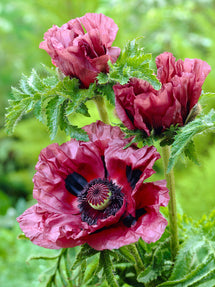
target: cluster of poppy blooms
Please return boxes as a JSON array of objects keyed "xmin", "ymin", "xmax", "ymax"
[{"xmin": 17, "ymin": 13, "xmax": 210, "ymax": 250}]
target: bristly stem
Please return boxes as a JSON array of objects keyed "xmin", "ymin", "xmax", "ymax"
[
  {"xmin": 94, "ymin": 95, "xmax": 110, "ymax": 124},
  {"xmin": 161, "ymin": 145, "xmax": 179, "ymax": 260},
  {"xmin": 127, "ymin": 243, "xmax": 144, "ymax": 272}
]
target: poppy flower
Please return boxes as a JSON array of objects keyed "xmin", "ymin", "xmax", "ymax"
[
  {"xmin": 39, "ymin": 13, "xmax": 120, "ymax": 88},
  {"xmin": 113, "ymin": 52, "xmax": 211, "ymax": 136},
  {"xmin": 17, "ymin": 121, "xmax": 169, "ymax": 250}
]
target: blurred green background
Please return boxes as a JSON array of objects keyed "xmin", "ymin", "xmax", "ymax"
[{"xmin": 0, "ymin": 0, "xmax": 215, "ymax": 286}]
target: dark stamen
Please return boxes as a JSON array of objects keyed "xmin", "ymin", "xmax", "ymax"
[
  {"xmin": 126, "ymin": 166, "xmax": 142, "ymax": 189},
  {"xmin": 78, "ymin": 178, "xmax": 124, "ymax": 225},
  {"xmin": 65, "ymin": 172, "xmax": 88, "ymax": 196}
]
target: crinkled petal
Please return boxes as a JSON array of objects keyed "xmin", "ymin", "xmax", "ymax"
[
  {"xmin": 85, "ymin": 208, "xmax": 168, "ymax": 250},
  {"xmin": 105, "ymin": 142, "xmax": 160, "ymax": 188},
  {"xmin": 133, "ymin": 208, "xmax": 168, "ymax": 244},
  {"xmin": 83, "ymin": 120, "xmax": 125, "ymax": 153},
  {"xmin": 17, "ymin": 205, "xmax": 85, "ymax": 249},
  {"xmin": 156, "ymin": 52, "xmax": 177, "ymax": 83},
  {"xmin": 78, "ymin": 13, "xmax": 119, "ymax": 46},
  {"xmin": 33, "ymin": 140, "xmax": 105, "ymax": 213},
  {"xmin": 133, "ymin": 181, "xmax": 169, "ymax": 208}
]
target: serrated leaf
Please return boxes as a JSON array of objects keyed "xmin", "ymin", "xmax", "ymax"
[
  {"xmin": 72, "ymin": 244, "xmax": 99, "ymax": 270},
  {"xmin": 28, "ymin": 69, "xmax": 46, "ymax": 92},
  {"xmin": 167, "ymin": 109, "xmax": 215, "ymax": 173},
  {"xmin": 5, "ymin": 104, "xmax": 25, "ymax": 134},
  {"xmin": 137, "ymin": 266, "xmax": 159, "ymax": 284},
  {"xmin": 158, "ymin": 254, "xmax": 215, "ymax": 287},
  {"xmin": 19, "ymin": 74, "xmax": 36, "ymax": 95},
  {"xmin": 184, "ymin": 140, "xmax": 199, "ymax": 165},
  {"xmin": 76, "ymin": 102, "xmax": 90, "ymax": 117},
  {"xmin": 96, "ymin": 83, "xmax": 115, "ymax": 105},
  {"xmin": 100, "ymin": 250, "xmax": 119, "ymax": 287},
  {"xmin": 46, "ymin": 96, "xmax": 66, "ymax": 140},
  {"xmin": 157, "ymin": 212, "xmax": 215, "ymax": 287},
  {"xmin": 97, "ymin": 72, "xmax": 109, "ymax": 84},
  {"xmin": 66, "ymin": 124, "xmax": 89, "ymax": 141},
  {"xmin": 108, "ymin": 38, "xmax": 161, "ymax": 89},
  {"xmin": 11, "ymin": 87, "xmax": 29, "ymax": 100},
  {"xmin": 6, "ymin": 66, "xmax": 94, "ymax": 140}
]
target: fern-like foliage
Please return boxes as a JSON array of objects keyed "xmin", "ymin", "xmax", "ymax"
[
  {"xmin": 5, "ymin": 67, "xmax": 96, "ymax": 141},
  {"xmin": 157, "ymin": 211, "xmax": 215, "ymax": 287},
  {"xmin": 167, "ymin": 109, "xmax": 215, "ymax": 173},
  {"xmin": 97, "ymin": 37, "xmax": 161, "ymax": 90}
]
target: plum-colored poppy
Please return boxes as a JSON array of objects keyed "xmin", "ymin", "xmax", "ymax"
[
  {"xmin": 113, "ymin": 52, "xmax": 211, "ymax": 136},
  {"xmin": 39, "ymin": 13, "xmax": 120, "ymax": 88},
  {"xmin": 17, "ymin": 121, "xmax": 169, "ymax": 250}
]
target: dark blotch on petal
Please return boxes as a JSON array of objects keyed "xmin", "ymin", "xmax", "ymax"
[
  {"xmin": 123, "ymin": 214, "xmax": 137, "ymax": 227},
  {"xmin": 123, "ymin": 208, "xmax": 146, "ymax": 228},
  {"xmin": 101, "ymin": 156, "xmax": 108, "ymax": 178},
  {"xmin": 126, "ymin": 166, "xmax": 142, "ymax": 189},
  {"xmin": 136, "ymin": 208, "xmax": 147, "ymax": 220},
  {"xmin": 65, "ymin": 172, "xmax": 88, "ymax": 196}
]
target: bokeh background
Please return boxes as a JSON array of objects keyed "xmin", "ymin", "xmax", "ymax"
[{"xmin": 0, "ymin": 0, "xmax": 215, "ymax": 286}]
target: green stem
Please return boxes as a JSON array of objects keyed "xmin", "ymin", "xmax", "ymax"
[
  {"xmin": 127, "ymin": 244, "xmax": 144, "ymax": 272},
  {"xmin": 93, "ymin": 95, "xmax": 110, "ymax": 124},
  {"xmin": 161, "ymin": 145, "xmax": 179, "ymax": 260},
  {"xmin": 100, "ymin": 250, "xmax": 119, "ymax": 287}
]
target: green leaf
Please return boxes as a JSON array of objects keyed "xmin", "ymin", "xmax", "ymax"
[
  {"xmin": 99, "ymin": 38, "xmax": 161, "ymax": 89},
  {"xmin": 5, "ymin": 66, "xmax": 94, "ymax": 140},
  {"xmin": 83, "ymin": 256, "xmax": 100, "ymax": 284},
  {"xmin": 72, "ymin": 244, "xmax": 99, "ymax": 270},
  {"xmin": 96, "ymin": 83, "xmax": 116, "ymax": 105},
  {"xmin": 100, "ymin": 250, "xmax": 119, "ymax": 287},
  {"xmin": 26, "ymin": 254, "xmax": 61, "ymax": 264},
  {"xmin": 45, "ymin": 96, "xmax": 65, "ymax": 140},
  {"xmin": 184, "ymin": 140, "xmax": 199, "ymax": 165},
  {"xmin": 167, "ymin": 109, "xmax": 215, "ymax": 173},
  {"xmin": 137, "ymin": 266, "xmax": 159, "ymax": 284},
  {"xmin": 158, "ymin": 254, "xmax": 215, "ymax": 287},
  {"xmin": 97, "ymin": 72, "xmax": 109, "ymax": 84},
  {"xmin": 118, "ymin": 246, "xmax": 136, "ymax": 264},
  {"xmin": 157, "ymin": 211, "xmax": 215, "ymax": 286},
  {"xmin": 76, "ymin": 103, "xmax": 90, "ymax": 117}
]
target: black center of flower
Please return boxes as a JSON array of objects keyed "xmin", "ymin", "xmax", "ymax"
[{"xmin": 78, "ymin": 178, "xmax": 124, "ymax": 225}]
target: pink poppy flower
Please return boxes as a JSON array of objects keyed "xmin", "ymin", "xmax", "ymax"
[
  {"xmin": 113, "ymin": 52, "xmax": 211, "ymax": 136},
  {"xmin": 39, "ymin": 13, "xmax": 120, "ymax": 88},
  {"xmin": 17, "ymin": 121, "xmax": 169, "ymax": 250}
]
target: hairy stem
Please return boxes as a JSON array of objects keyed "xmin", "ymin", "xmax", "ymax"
[
  {"xmin": 100, "ymin": 250, "xmax": 119, "ymax": 287},
  {"xmin": 93, "ymin": 95, "xmax": 110, "ymax": 124},
  {"xmin": 161, "ymin": 145, "xmax": 179, "ymax": 260},
  {"xmin": 127, "ymin": 243, "xmax": 144, "ymax": 272}
]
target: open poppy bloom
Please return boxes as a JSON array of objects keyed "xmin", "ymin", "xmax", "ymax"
[
  {"xmin": 113, "ymin": 52, "xmax": 211, "ymax": 136},
  {"xmin": 39, "ymin": 13, "xmax": 120, "ymax": 88},
  {"xmin": 17, "ymin": 121, "xmax": 169, "ymax": 250}
]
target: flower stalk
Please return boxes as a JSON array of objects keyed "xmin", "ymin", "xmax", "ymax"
[
  {"xmin": 94, "ymin": 95, "xmax": 110, "ymax": 124},
  {"xmin": 127, "ymin": 243, "xmax": 144, "ymax": 272},
  {"xmin": 161, "ymin": 145, "xmax": 179, "ymax": 260}
]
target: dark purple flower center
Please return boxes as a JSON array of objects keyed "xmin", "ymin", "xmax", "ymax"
[
  {"xmin": 78, "ymin": 178, "xmax": 124, "ymax": 225},
  {"xmin": 86, "ymin": 182, "xmax": 111, "ymax": 210}
]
